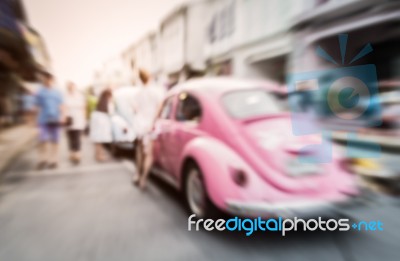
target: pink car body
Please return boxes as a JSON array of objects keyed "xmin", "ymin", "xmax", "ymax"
[{"xmin": 152, "ymin": 77, "xmax": 358, "ymax": 218}]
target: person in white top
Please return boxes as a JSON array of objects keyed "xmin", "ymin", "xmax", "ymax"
[
  {"xmin": 132, "ymin": 69, "xmax": 165, "ymax": 189},
  {"xmin": 65, "ymin": 82, "xmax": 86, "ymax": 164}
]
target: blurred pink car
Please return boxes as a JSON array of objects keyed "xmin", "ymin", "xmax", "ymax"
[{"xmin": 152, "ymin": 78, "xmax": 358, "ymax": 218}]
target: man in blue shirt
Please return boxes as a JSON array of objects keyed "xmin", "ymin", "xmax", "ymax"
[{"xmin": 35, "ymin": 72, "xmax": 64, "ymax": 169}]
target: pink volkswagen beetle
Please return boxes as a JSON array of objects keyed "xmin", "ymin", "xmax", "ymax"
[{"xmin": 152, "ymin": 78, "xmax": 358, "ymax": 218}]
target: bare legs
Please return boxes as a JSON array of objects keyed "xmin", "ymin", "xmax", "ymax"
[
  {"xmin": 139, "ymin": 141, "xmax": 153, "ymax": 189},
  {"xmin": 38, "ymin": 142, "xmax": 48, "ymax": 167},
  {"xmin": 37, "ymin": 125, "xmax": 60, "ymax": 169},
  {"xmin": 135, "ymin": 140, "xmax": 144, "ymax": 178},
  {"xmin": 67, "ymin": 130, "xmax": 82, "ymax": 164},
  {"xmin": 70, "ymin": 151, "xmax": 81, "ymax": 163},
  {"xmin": 37, "ymin": 142, "xmax": 58, "ymax": 169},
  {"xmin": 50, "ymin": 143, "xmax": 59, "ymax": 164},
  {"xmin": 95, "ymin": 143, "xmax": 107, "ymax": 162},
  {"xmin": 132, "ymin": 139, "xmax": 143, "ymax": 185},
  {"xmin": 133, "ymin": 139, "xmax": 153, "ymax": 190}
]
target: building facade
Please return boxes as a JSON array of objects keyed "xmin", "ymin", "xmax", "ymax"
[
  {"xmin": 99, "ymin": 0, "xmax": 391, "ymax": 90},
  {"xmin": 205, "ymin": 0, "xmax": 313, "ymax": 83},
  {"xmin": 0, "ymin": 0, "xmax": 51, "ymax": 126},
  {"xmin": 160, "ymin": 0, "xmax": 210, "ymax": 85}
]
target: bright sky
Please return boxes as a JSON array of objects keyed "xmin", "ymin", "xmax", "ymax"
[{"xmin": 23, "ymin": 0, "xmax": 185, "ymax": 87}]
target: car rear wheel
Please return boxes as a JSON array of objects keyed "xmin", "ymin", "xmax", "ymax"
[{"xmin": 184, "ymin": 165, "xmax": 216, "ymax": 218}]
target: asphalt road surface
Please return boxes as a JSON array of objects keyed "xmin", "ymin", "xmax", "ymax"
[{"xmin": 0, "ymin": 136, "xmax": 399, "ymax": 261}]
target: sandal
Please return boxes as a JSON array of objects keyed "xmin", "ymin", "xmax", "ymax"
[
  {"xmin": 36, "ymin": 161, "xmax": 47, "ymax": 170},
  {"xmin": 48, "ymin": 162, "xmax": 58, "ymax": 169},
  {"xmin": 132, "ymin": 176, "xmax": 140, "ymax": 186}
]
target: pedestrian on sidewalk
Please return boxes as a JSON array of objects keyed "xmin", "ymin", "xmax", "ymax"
[
  {"xmin": 35, "ymin": 72, "xmax": 65, "ymax": 170},
  {"xmin": 132, "ymin": 69, "xmax": 165, "ymax": 190},
  {"xmin": 85, "ymin": 87, "xmax": 98, "ymax": 135},
  {"xmin": 64, "ymin": 82, "xmax": 86, "ymax": 164},
  {"xmin": 89, "ymin": 88, "xmax": 113, "ymax": 162}
]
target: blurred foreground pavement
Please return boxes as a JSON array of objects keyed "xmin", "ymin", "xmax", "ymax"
[{"xmin": 0, "ymin": 134, "xmax": 399, "ymax": 261}]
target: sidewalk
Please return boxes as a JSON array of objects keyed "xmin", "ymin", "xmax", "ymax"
[{"xmin": 0, "ymin": 125, "xmax": 37, "ymax": 175}]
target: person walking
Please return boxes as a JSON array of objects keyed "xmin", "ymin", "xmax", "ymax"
[
  {"xmin": 35, "ymin": 72, "xmax": 64, "ymax": 169},
  {"xmin": 64, "ymin": 82, "xmax": 86, "ymax": 164},
  {"xmin": 89, "ymin": 88, "xmax": 113, "ymax": 162},
  {"xmin": 85, "ymin": 87, "xmax": 98, "ymax": 133},
  {"xmin": 132, "ymin": 69, "xmax": 164, "ymax": 190}
]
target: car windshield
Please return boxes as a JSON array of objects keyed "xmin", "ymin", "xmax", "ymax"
[{"xmin": 222, "ymin": 89, "xmax": 284, "ymax": 119}]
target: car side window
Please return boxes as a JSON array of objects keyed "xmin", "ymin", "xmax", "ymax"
[
  {"xmin": 176, "ymin": 92, "xmax": 202, "ymax": 123},
  {"xmin": 159, "ymin": 96, "xmax": 174, "ymax": 119}
]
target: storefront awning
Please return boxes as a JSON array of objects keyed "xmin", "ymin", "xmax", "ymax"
[
  {"xmin": 0, "ymin": 1, "xmax": 40, "ymax": 81},
  {"xmin": 303, "ymin": 6, "xmax": 400, "ymax": 45}
]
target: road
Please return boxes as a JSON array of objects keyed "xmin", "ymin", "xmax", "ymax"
[{"xmin": 0, "ymin": 135, "xmax": 399, "ymax": 261}]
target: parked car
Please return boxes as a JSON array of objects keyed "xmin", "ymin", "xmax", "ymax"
[
  {"xmin": 151, "ymin": 77, "xmax": 358, "ymax": 218},
  {"xmin": 112, "ymin": 86, "xmax": 138, "ymax": 151}
]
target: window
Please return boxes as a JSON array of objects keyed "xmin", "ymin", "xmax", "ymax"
[
  {"xmin": 222, "ymin": 89, "xmax": 284, "ymax": 119},
  {"xmin": 159, "ymin": 96, "xmax": 174, "ymax": 119},
  {"xmin": 176, "ymin": 93, "xmax": 202, "ymax": 122}
]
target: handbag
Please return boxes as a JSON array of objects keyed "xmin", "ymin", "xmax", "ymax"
[
  {"xmin": 46, "ymin": 120, "xmax": 60, "ymax": 128},
  {"xmin": 65, "ymin": 116, "xmax": 73, "ymax": 127}
]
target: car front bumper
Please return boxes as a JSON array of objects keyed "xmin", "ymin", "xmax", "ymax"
[{"xmin": 225, "ymin": 197, "xmax": 359, "ymax": 219}]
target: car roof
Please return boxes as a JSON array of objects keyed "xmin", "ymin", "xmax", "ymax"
[{"xmin": 168, "ymin": 77, "xmax": 285, "ymax": 97}]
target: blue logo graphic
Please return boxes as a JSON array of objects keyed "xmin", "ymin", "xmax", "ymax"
[
  {"xmin": 287, "ymin": 34, "xmax": 382, "ymax": 163},
  {"xmin": 352, "ymin": 220, "xmax": 384, "ymax": 231},
  {"xmin": 339, "ymin": 87, "xmax": 360, "ymax": 109}
]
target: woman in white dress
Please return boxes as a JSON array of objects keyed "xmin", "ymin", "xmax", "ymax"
[
  {"xmin": 90, "ymin": 89, "xmax": 113, "ymax": 162},
  {"xmin": 132, "ymin": 69, "xmax": 165, "ymax": 189},
  {"xmin": 65, "ymin": 82, "xmax": 86, "ymax": 164}
]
